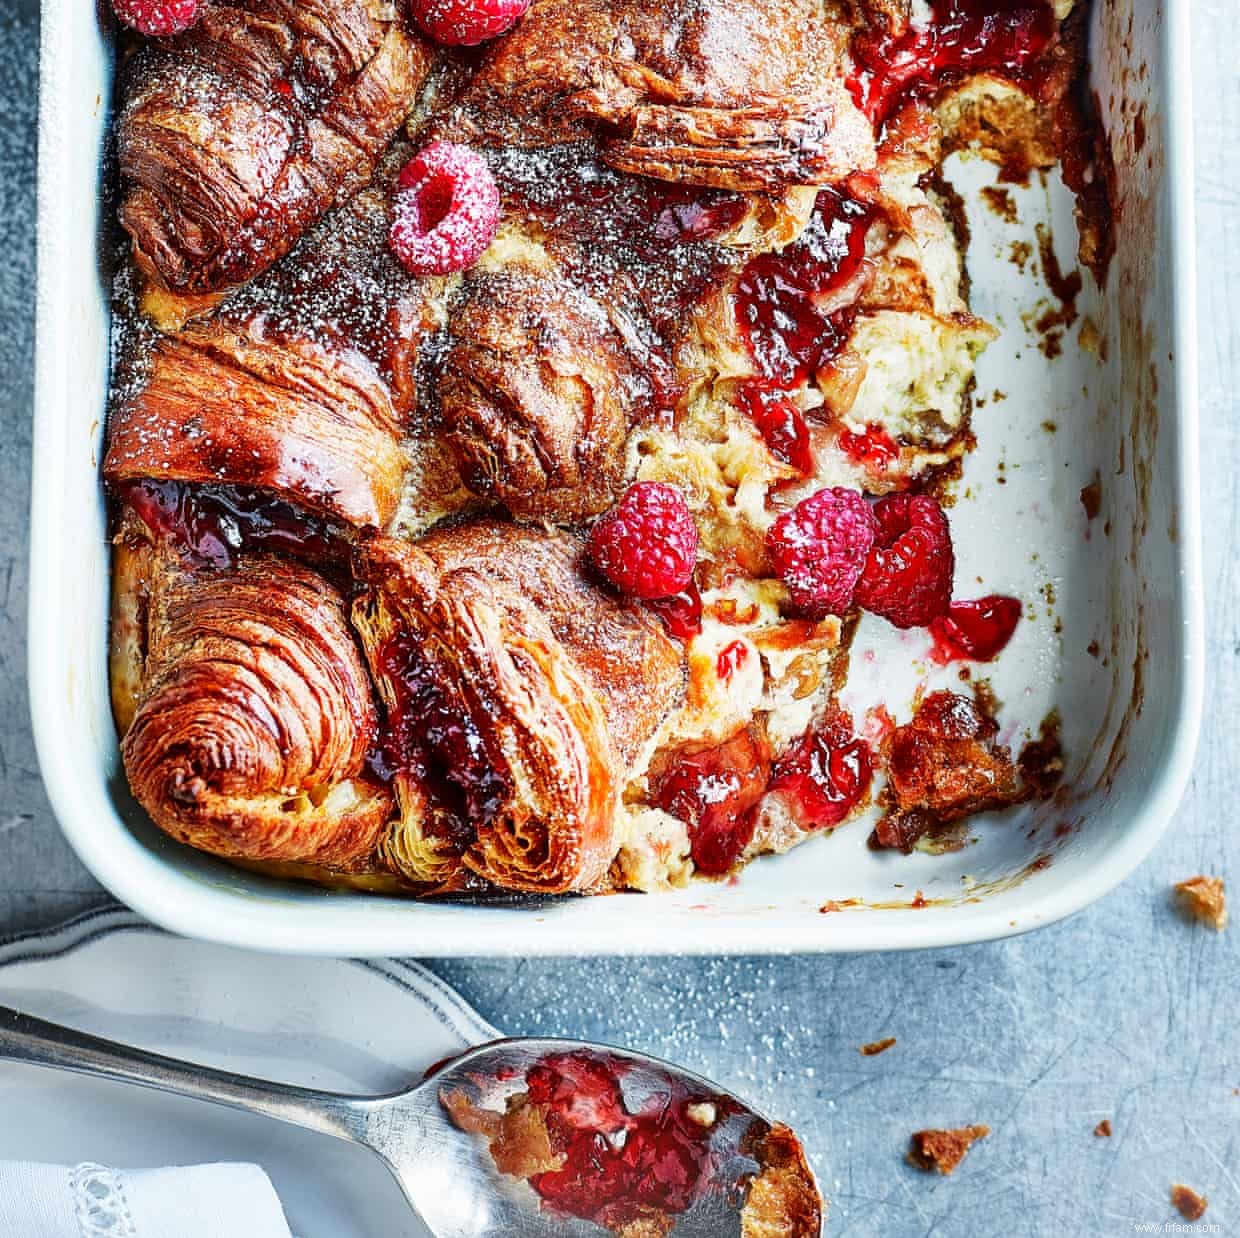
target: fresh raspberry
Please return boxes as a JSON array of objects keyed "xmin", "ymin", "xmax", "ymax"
[
  {"xmin": 112, "ymin": 0, "xmax": 203, "ymax": 36},
  {"xmin": 854, "ymin": 493, "xmax": 954, "ymax": 628},
  {"xmin": 588, "ymin": 483, "xmax": 699, "ymax": 600},
  {"xmin": 766, "ymin": 487, "xmax": 879, "ymax": 618},
  {"xmin": 389, "ymin": 143, "xmax": 500, "ymax": 277},
  {"xmin": 408, "ymin": 0, "xmax": 531, "ymax": 46}
]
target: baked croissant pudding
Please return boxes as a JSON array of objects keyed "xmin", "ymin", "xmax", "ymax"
[{"xmin": 104, "ymin": 0, "xmax": 1105, "ymax": 899}]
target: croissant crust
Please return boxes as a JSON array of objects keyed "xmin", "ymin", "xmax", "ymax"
[
  {"xmin": 118, "ymin": 2, "xmax": 433, "ymax": 295},
  {"xmin": 352, "ymin": 523, "xmax": 684, "ymax": 893},
  {"xmin": 119, "ymin": 529, "xmax": 391, "ymax": 868},
  {"xmin": 437, "ymin": 272, "xmax": 641, "ymax": 521},
  {"xmin": 445, "ymin": 0, "xmax": 875, "ymax": 190},
  {"xmin": 104, "ymin": 315, "xmax": 407, "ymax": 529}
]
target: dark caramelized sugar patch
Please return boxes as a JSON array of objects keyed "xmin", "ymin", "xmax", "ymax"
[
  {"xmin": 121, "ymin": 479, "xmax": 350, "ymax": 569},
  {"xmin": 488, "ymin": 144, "xmax": 746, "ymax": 402}
]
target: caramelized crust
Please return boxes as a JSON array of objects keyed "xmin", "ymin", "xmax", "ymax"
[
  {"xmin": 117, "ymin": 522, "xmax": 391, "ymax": 868},
  {"xmin": 740, "ymin": 1122, "xmax": 824, "ymax": 1238},
  {"xmin": 871, "ymin": 691, "xmax": 1022, "ymax": 852},
  {"xmin": 118, "ymin": 2, "xmax": 433, "ymax": 295},
  {"xmin": 437, "ymin": 271, "xmax": 643, "ymax": 520},
  {"xmin": 352, "ymin": 522, "xmax": 685, "ymax": 893},
  {"xmin": 444, "ymin": 0, "xmax": 875, "ymax": 190},
  {"xmin": 104, "ymin": 315, "xmax": 408, "ymax": 529}
]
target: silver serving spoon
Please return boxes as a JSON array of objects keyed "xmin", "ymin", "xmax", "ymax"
[{"xmin": 0, "ymin": 1004, "xmax": 821, "ymax": 1237}]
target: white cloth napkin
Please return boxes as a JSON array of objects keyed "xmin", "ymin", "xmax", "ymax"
[{"xmin": 0, "ymin": 1161, "xmax": 293, "ymax": 1238}]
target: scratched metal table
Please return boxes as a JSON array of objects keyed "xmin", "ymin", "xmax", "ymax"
[{"xmin": 2, "ymin": 1, "xmax": 1237, "ymax": 1234}]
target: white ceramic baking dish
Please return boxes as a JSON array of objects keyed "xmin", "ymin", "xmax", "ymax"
[{"xmin": 29, "ymin": 0, "xmax": 1201, "ymax": 956}]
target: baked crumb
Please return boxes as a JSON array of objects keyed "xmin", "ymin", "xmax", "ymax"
[
  {"xmin": 1174, "ymin": 875, "xmax": 1227, "ymax": 931},
  {"xmin": 1093, "ymin": 1119, "xmax": 1112, "ymax": 1137},
  {"xmin": 740, "ymin": 1122, "xmax": 824, "ymax": 1238},
  {"xmin": 907, "ymin": 1125, "xmax": 989, "ymax": 1174},
  {"xmin": 859, "ymin": 1037, "xmax": 897, "ymax": 1057},
  {"xmin": 1170, "ymin": 1183, "xmax": 1208, "ymax": 1222}
]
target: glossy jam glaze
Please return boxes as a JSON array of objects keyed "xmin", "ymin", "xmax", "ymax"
[
  {"xmin": 372, "ymin": 627, "xmax": 508, "ymax": 847},
  {"xmin": 121, "ymin": 479, "xmax": 349, "ymax": 569},
  {"xmin": 849, "ymin": 0, "xmax": 1056, "ymax": 125},
  {"xmin": 524, "ymin": 1051, "xmax": 735, "ymax": 1226},
  {"xmin": 738, "ymin": 380, "xmax": 815, "ymax": 475},
  {"xmin": 770, "ymin": 711, "xmax": 873, "ymax": 829},
  {"xmin": 838, "ymin": 422, "xmax": 899, "ymax": 472},
  {"xmin": 734, "ymin": 188, "xmax": 872, "ymax": 387},
  {"xmin": 655, "ymin": 727, "xmax": 772, "ymax": 875},
  {"xmin": 646, "ymin": 580, "xmax": 705, "ymax": 641},
  {"xmin": 929, "ymin": 595, "xmax": 1023, "ymax": 662}
]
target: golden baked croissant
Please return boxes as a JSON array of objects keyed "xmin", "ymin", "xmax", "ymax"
[
  {"xmin": 105, "ymin": 145, "xmax": 451, "ymax": 531},
  {"xmin": 114, "ymin": 511, "xmax": 392, "ymax": 868},
  {"xmin": 118, "ymin": 0, "xmax": 433, "ymax": 296},
  {"xmin": 351, "ymin": 522, "xmax": 685, "ymax": 894},
  {"xmin": 437, "ymin": 270, "xmax": 646, "ymax": 521},
  {"xmin": 105, "ymin": 313, "xmax": 409, "ymax": 529},
  {"xmin": 443, "ymin": 0, "xmax": 875, "ymax": 190}
]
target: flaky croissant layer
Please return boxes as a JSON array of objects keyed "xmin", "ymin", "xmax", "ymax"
[{"xmin": 117, "ymin": 526, "xmax": 392, "ymax": 868}]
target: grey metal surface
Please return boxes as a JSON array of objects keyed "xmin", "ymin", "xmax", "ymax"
[{"xmin": 1, "ymin": 0, "xmax": 1237, "ymax": 1234}]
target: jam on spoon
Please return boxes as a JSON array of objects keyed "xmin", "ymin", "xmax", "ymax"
[{"xmin": 441, "ymin": 1046, "xmax": 822, "ymax": 1235}]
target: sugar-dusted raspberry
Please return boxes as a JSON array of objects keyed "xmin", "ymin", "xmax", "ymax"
[
  {"xmin": 389, "ymin": 142, "xmax": 500, "ymax": 277},
  {"xmin": 766, "ymin": 487, "xmax": 878, "ymax": 618},
  {"xmin": 112, "ymin": 0, "xmax": 202, "ymax": 36},
  {"xmin": 408, "ymin": 0, "xmax": 531, "ymax": 46},
  {"xmin": 588, "ymin": 483, "xmax": 699, "ymax": 600},
  {"xmin": 854, "ymin": 493, "xmax": 954, "ymax": 629}
]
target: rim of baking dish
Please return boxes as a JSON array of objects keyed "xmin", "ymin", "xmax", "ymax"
[{"xmin": 27, "ymin": 2, "xmax": 1203, "ymax": 957}]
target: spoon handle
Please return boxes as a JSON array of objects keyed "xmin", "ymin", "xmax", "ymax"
[{"xmin": 0, "ymin": 1003, "xmax": 372, "ymax": 1147}]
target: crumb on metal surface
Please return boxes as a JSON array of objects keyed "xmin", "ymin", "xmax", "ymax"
[
  {"xmin": 907, "ymin": 1125, "xmax": 989, "ymax": 1175},
  {"xmin": 1170, "ymin": 1183, "xmax": 1208, "ymax": 1222},
  {"xmin": 1174, "ymin": 875, "xmax": 1227, "ymax": 931},
  {"xmin": 859, "ymin": 1037, "xmax": 896, "ymax": 1057}
]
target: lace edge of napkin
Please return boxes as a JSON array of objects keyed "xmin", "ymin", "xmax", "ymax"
[{"xmin": 70, "ymin": 1163, "xmax": 137, "ymax": 1238}]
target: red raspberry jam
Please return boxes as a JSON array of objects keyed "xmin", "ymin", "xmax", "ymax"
[
  {"xmin": 838, "ymin": 423, "xmax": 899, "ymax": 472},
  {"xmin": 735, "ymin": 188, "xmax": 872, "ymax": 387},
  {"xmin": 655, "ymin": 727, "xmax": 772, "ymax": 875},
  {"xmin": 849, "ymin": 0, "xmax": 1056, "ymax": 125},
  {"xmin": 769, "ymin": 712, "xmax": 873, "ymax": 829},
  {"xmin": 120, "ymin": 479, "xmax": 349, "ymax": 569},
  {"xmin": 737, "ymin": 380, "xmax": 815, "ymax": 475},
  {"xmin": 646, "ymin": 580, "xmax": 704, "ymax": 641},
  {"xmin": 523, "ymin": 1051, "xmax": 736, "ymax": 1228},
  {"xmin": 372, "ymin": 627, "xmax": 508, "ymax": 846},
  {"xmin": 716, "ymin": 640, "xmax": 750, "ymax": 682},
  {"xmin": 929, "ymin": 595, "xmax": 1022, "ymax": 663}
]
